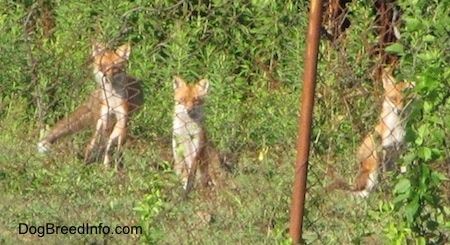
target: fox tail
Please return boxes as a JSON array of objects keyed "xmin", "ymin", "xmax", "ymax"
[{"xmin": 37, "ymin": 104, "xmax": 94, "ymax": 153}]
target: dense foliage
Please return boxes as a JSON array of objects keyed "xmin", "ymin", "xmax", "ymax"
[{"xmin": 0, "ymin": 0, "xmax": 448, "ymax": 244}]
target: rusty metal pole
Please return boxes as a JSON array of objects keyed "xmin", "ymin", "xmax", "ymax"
[{"xmin": 289, "ymin": 0, "xmax": 323, "ymax": 243}]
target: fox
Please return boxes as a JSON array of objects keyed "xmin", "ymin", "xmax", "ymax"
[
  {"xmin": 346, "ymin": 71, "xmax": 415, "ymax": 197},
  {"xmin": 172, "ymin": 76, "xmax": 221, "ymax": 192},
  {"xmin": 38, "ymin": 41, "xmax": 144, "ymax": 168},
  {"xmin": 85, "ymin": 41, "xmax": 144, "ymax": 168}
]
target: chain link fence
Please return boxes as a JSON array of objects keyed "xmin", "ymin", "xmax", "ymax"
[
  {"xmin": 304, "ymin": 0, "xmax": 449, "ymax": 244},
  {"xmin": 0, "ymin": 0, "xmax": 448, "ymax": 244}
]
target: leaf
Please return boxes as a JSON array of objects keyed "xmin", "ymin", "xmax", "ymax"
[
  {"xmin": 422, "ymin": 34, "xmax": 435, "ymax": 43},
  {"xmin": 402, "ymin": 152, "xmax": 416, "ymax": 165},
  {"xmin": 423, "ymin": 100, "xmax": 432, "ymax": 112},
  {"xmin": 415, "ymin": 136, "xmax": 424, "ymax": 146},
  {"xmin": 415, "ymin": 237, "xmax": 427, "ymax": 245},
  {"xmin": 428, "ymin": 115, "xmax": 444, "ymax": 125},
  {"xmin": 394, "ymin": 178, "xmax": 411, "ymax": 194},
  {"xmin": 417, "ymin": 50, "xmax": 440, "ymax": 61},
  {"xmin": 418, "ymin": 147, "xmax": 432, "ymax": 161},
  {"xmin": 417, "ymin": 124, "xmax": 429, "ymax": 138},
  {"xmin": 420, "ymin": 163, "xmax": 431, "ymax": 176},
  {"xmin": 431, "ymin": 171, "xmax": 448, "ymax": 184},
  {"xmin": 385, "ymin": 43, "xmax": 405, "ymax": 55},
  {"xmin": 393, "ymin": 192, "xmax": 410, "ymax": 204},
  {"xmin": 404, "ymin": 16, "xmax": 423, "ymax": 32},
  {"xmin": 404, "ymin": 201, "xmax": 420, "ymax": 223}
]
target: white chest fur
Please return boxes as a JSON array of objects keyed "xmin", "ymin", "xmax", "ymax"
[{"xmin": 380, "ymin": 103, "xmax": 405, "ymax": 148}]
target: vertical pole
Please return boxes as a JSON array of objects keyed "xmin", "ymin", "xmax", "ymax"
[{"xmin": 289, "ymin": 0, "xmax": 323, "ymax": 244}]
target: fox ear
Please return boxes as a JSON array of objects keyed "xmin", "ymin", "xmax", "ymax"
[
  {"xmin": 92, "ymin": 41, "xmax": 106, "ymax": 56},
  {"xmin": 406, "ymin": 81, "xmax": 416, "ymax": 89},
  {"xmin": 173, "ymin": 76, "xmax": 187, "ymax": 90},
  {"xmin": 116, "ymin": 43, "xmax": 131, "ymax": 60},
  {"xmin": 400, "ymin": 81, "xmax": 416, "ymax": 90},
  {"xmin": 382, "ymin": 72, "xmax": 396, "ymax": 89},
  {"xmin": 196, "ymin": 79, "xmax": 210, "ymax": 96}
]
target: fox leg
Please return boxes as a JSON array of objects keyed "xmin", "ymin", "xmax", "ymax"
[
  {"xmin": 85, "ymin": 118, "xmax": 104, "ymax": 164},
  {"xmin": 197, "ymin": 147, "xmax": 215, "ymax": 188},
  {"xmin": 184, "ymin": 152, "xmax": 196, "ymax": 192},
  {"xmin": 85, "ymin": 106, "xmax": 109, "ymax": 164},
  {"xmin": 185, "ymin": 137, "xmax": 204, "ymax": 192},
  {"xmin": 197, "ymin": 160, "xmax": 211, "ymax": 188},
  {"xmin": 181, "ymin": 153, "xmax": 194, "ymax": 191},
  {"xmin": 176, "ymin": 160, "xmax": 190, "ymax": 190},
  {"xmin": 185, "ymin": 158, "xmax": 198, "ymax": 193},
  {"xmin": 173, "ymin": 138, "xmax": 194, "ymax": 191},
  {"xmin": 103, "ymin": 107, "xmax": 127, "ymax": 168},
  {"xmin": 173, "ymin": 140, "xmax": 184, "ymax": 176},
  {"xmin": 381, "ymin": 144, "xmax": 403, "ymax": 172}
]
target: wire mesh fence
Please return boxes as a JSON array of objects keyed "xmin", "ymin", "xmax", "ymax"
[
  {"xmin": 0, "ymin": 0, "xmax": 448, "ymax": 244},
  {"xmin": 303, "ymin": 0, "xmax": 449, "ymax": 244}
]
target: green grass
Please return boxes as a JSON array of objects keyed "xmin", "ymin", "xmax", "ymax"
[
  {"xmin": 0, "ymin": 61, "xmax": 448, "ymax": 244},
  {"xmin": 0, "ymin": 88, "xmax": 436, "ymax": 245},
  {"xmin": 1, "ymin": 68, "xmax": 449, "ymax": 245},
  {"xmin": 1, "ymin": 0, "xmax": 449, "ymax": 244},
  {"xmin": 0, "ymin": 90, "xmax": 301, "ymax": 244},
  {"xmin": 1, "ymin": 75, "xmax": 449, "ymax": 244}
]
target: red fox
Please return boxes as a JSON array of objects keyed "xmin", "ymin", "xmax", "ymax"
[
  {"xmin": 38, "ymin": 41, "xmax": 144, "ymax": 168},
  {"xmin": 348, "ymin": 71, "xmax": 415, "ymax": 197},
  {"xmin": 172, "ymin": 76, "xmax": 221, "ymax": 192}
]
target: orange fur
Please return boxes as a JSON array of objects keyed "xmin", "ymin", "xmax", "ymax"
[{"xmin": 350, "ymin": 71, "xmax": 414, "ymax": 197}]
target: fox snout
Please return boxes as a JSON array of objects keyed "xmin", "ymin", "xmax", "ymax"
[
  {"xmin": 187, "ymin": 102, "xmax": 204, "ymax": 115},
  {"xmin": 185, "ymin": 103, "xmax": 196, "ymax": 112},
  {"xmin": 386, "ymin": 100, "xmax": 404, "ymax": 116},
  {"xmin": 176, "ymin": 100, "xmax": 201, "ymax": 113},
  {"xmin": 187, "ymin": 109, "xmax": 198, "ymax": 118},
  {"xmin": 103, "ymin": 64, "xmax": 126, "ymax": 76}
]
